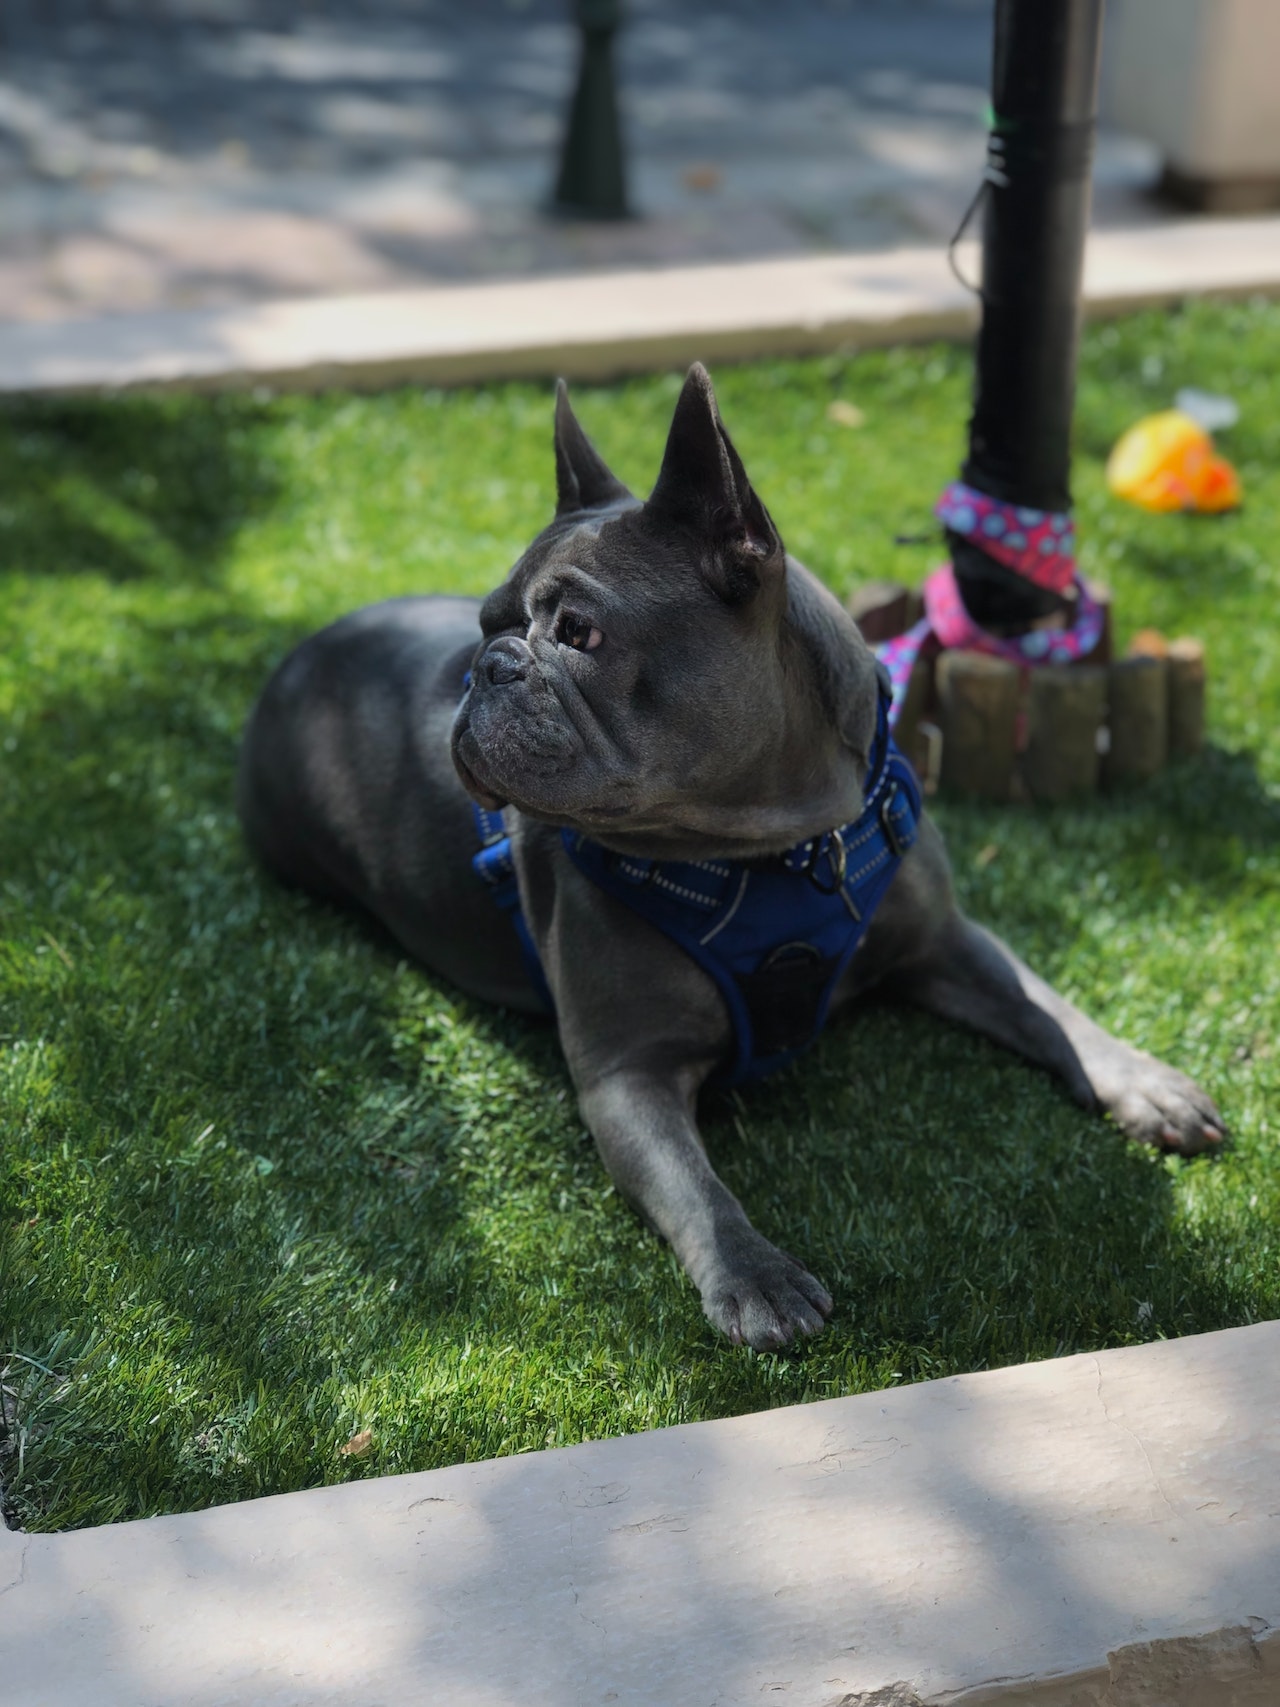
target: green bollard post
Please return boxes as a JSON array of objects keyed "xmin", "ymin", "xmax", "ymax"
[{"xmin": 550, "ymin": 0, "xmax": 631, "ymax": 220}]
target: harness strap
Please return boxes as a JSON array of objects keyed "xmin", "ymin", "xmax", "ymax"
[
  {"xmin": 561, "ymin": 738, "xmax": 919, "ymax": 1085},
  {"xmin": 467, "ymin": 686, "xmax": 922, "ymax": 1087}
]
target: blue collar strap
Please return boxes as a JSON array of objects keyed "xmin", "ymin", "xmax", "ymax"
[{"xmin": 470, "ymin": 685, "xmax": 922, "ymax": 1086}]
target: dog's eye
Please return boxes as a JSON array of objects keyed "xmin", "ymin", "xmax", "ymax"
[{"xmin": 555, "ymin": 612, "xmax": 603, "ymax": 652}]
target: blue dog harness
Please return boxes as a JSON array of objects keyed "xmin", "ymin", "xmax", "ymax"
[{"xmin": 471, "ymin": 685, "xmax": 922, "ymax": 1087}]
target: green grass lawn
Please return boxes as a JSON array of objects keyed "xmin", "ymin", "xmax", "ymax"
[{"xmin": 2, "ymin": 298, "xmax": 1278, "ymax": 1534}]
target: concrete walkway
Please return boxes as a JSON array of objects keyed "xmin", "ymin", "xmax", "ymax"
[
  {"xmin": 0, "ymin": 0, "xmax": 1170, "ymax": 327},
  {"xmin": 3, "ymin": 0, "xmax": 1277, "ymax": 398},
  {"xmin": 3, "ymin": 1323, "xmax": 1278, "ymax": 1707},
  {"xmin": 5, "ymin": 212, "xmax": 1279, "ymax": 396}
]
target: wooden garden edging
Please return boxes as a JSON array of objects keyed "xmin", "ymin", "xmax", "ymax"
[{"xmin": 850, "ymin": 580, "xmax": 1206, "ymax": 803}]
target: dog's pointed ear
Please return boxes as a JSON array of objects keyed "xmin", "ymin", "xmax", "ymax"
[
  {"xmin": 554, "ymin": 380, "xmax": 632, "ymax": 515},
  {"xmin": 646, "ymin": 363, "xmax": 783, "ymax": 603}
]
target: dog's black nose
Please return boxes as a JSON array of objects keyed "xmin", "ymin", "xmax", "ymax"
[{"xmin": 482, "ymin": 637, "xmax": 532, "ymax": 687}]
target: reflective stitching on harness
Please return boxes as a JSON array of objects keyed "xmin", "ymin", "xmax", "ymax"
[
  {"xmin": 615, "ymin": 861, "xmax": 721, "ymax": 907},
  {"xmin": 843, "ymin": 818, "xmax": 883, "ymax": 853},
  {"xmin": 843, "ymin": 845, "xmax": 893, "ymax": 886},
  {"xmin": 649, "ymin": 873, "xmax": 721, "ymax": 906},
  {"xmin": 468, "ymin": 684, "xmax": 922, "ymax": 1087}
]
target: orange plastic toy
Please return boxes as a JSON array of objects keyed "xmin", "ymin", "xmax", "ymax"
[{"xmin": 1106, "ymin": 409, "xmax": 1241, "ymax": 513}]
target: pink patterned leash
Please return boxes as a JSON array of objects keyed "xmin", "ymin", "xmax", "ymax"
[{"xmin": 877, "ymin": 482, "xmax": 1104, "ymax": 727}]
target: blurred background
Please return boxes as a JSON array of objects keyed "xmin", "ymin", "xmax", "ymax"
[{"xmin": 0, "ymin": 0, "xmax": 1218, "ymax": 327}]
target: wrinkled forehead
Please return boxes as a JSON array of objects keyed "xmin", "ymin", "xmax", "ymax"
[
  {"xmin": 479, "ymin": 516, "xmax": 606, "ymax": 631},
  {"xmin": 481, "ymin": 510, "xmax": 703, "ymax": 631}
]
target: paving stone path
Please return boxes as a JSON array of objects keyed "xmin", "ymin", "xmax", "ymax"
[{"xmin": 0, "ymin": 0, "xmax": 1165, "ymax": 323}]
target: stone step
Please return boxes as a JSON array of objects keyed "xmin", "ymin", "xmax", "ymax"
[
  {"xmin": 3, "ymin": 214, "xmax": 1280, "ymax": 396},
  {"xmin": 3, "ymin": 1321, "xmax": 1278, "ymax": 1706}
]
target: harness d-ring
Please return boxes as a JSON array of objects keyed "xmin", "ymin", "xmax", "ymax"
[{"xmin": 806, "ymin": 826, "xmax": 847, "ymax": 895}]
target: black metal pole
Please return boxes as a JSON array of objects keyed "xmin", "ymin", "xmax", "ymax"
[
  {"xmin": 951, "ymin": 0, "xmax": 1105, "ymax": 628},
  {"xmin": 550, "ymin": 0, "xmax": 630, "ymax": 221}
]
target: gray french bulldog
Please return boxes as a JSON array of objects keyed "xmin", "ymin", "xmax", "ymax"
[{"xmin": 237, "ymin": 364, "xmax": 1225, "ymax": 1352}]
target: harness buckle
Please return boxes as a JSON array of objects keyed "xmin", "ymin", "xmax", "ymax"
[{"xmin": 805, "ymin": 826, "xmax": 847, "ymax": 895}]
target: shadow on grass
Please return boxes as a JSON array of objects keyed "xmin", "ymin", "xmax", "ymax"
[
  {"xmin": 0, "ymin": 393, "xmax": 277, "ymax": 585},
  {"xmin": 1, "ymin": 385, "xmax": 1273, "ymax": 1529},
  {"xmin": 5, "ymin": 654, "xmax": 1269, "ymax": 1529}
]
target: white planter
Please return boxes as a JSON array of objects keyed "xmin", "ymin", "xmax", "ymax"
[{"xmin": 1106, "ymin": 0, "xmax": 1280, "ymax": 209}]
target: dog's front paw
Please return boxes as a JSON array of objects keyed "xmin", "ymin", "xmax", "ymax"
[
  {"xmin": 701, "ymin": 1233, "xmax": 833, "ymax": 1351},
  {"xmin": 1096, "ymin": 1048, "xmax": 1226, "ymax": 1156}
]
